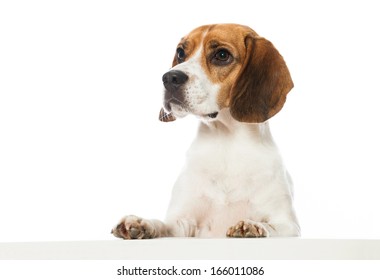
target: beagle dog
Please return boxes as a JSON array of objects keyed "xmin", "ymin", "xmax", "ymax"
[{"xmin": 112, "ymin": 23, "xmax": 300, "ymax": 238}]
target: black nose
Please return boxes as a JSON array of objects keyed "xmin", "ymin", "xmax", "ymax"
[{"xmin": 162, "ymin": 70, "xmax": 188, "ymax": 90}]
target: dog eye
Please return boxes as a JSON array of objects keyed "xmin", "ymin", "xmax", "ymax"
[
  {"xmin": 215, "ymin": 50, "xmax": 229, "ymax": 60},
  {"xmin": 176, "ymin": 48, "xmax": 186, "ymax": 63},
  {"xmin": 212, "ymin": 49, "xmax": 232, "ymax": 65}
]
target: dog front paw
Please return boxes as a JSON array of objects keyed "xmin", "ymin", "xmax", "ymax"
[
  {"xmin": 111, "ymin": 215, "xmax": 156, "ymax": 239},
  {"xmin": 226, "ymin": 220, "xmax": 268, "ymax": 238}
]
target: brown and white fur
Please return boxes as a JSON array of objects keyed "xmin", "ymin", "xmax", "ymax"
[{"xmin": 112, "ymin": 24, "xmax": 300, "ymax": 239}]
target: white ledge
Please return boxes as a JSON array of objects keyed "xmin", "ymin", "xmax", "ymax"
[{"xmin": 0, "ymin": 238, "xmax": 379, "ymax": 260}]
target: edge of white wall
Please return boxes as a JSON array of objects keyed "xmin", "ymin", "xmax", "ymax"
[{"xmin": 1, "ymin": 238, "xmax": 379, "ymax": 260}]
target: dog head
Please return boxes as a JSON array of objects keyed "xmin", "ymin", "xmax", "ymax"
[{"xmin": 159, "ymin": 24, "xmax": 293, "ymax": 123}]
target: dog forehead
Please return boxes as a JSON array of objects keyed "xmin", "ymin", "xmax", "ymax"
[
  {"xmin": 206, "ymin": 24, "xmax": 255, "ymax": 41},
  {"xmin": 181, "ymin": 24, "xmax": 256, "ymax": 49}
]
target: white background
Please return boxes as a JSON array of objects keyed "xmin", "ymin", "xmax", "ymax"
[{"xmin": 1, "ymin": 0, "xmax": 379, "ymax": 242}]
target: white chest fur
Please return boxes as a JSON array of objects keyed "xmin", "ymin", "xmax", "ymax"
[{"xmin": 165, "ymin": 110, "xmax": 293, "ymax": 237}]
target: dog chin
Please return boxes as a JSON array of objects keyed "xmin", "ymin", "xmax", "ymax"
[
  {"xmin": 172, "ymin": 109, "xmax": 220, "ymax": 122},
  {"xmin": 170, "ymin": 104, "xmax": 219, "ymax": 121}
]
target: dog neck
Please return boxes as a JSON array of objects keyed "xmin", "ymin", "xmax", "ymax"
[{"xmin": 197, "ymin": 108, "xmax": 275, "ymax": 143}]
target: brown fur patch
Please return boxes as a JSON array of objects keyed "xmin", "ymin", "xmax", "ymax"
[{"xmin": 171, "ymin": 25, "xmax": 211, "ymax": 67}]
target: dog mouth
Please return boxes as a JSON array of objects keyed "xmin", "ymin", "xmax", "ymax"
[
  {"xmin": 207, "ymin": 112, "xmax": 219, "ymax": 119},
  {"xmin": 165, "ymin": 101, "xmax": 219, "ymax": 120}
]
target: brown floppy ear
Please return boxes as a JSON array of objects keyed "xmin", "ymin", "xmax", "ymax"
[
  {"xmin": 229, "ymin": 34, "xmax": 294, "ymax": 123},
  {"xmin": 159, "ymin": 108, "xmax": 176, "ymax": 122}
]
